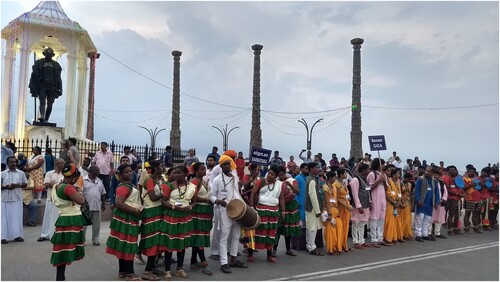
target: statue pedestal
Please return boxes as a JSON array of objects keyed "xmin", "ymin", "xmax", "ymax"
[{"xmin": 26, "ymin": 125, "xmax": 64, "ymax": 147}]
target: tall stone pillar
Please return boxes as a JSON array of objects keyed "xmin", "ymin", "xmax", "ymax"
[
  {"xmin": 349, "ymin": 38, "xmax": 364, "ymax": 160},
  {"xmin": 1, "ymin": 37, "xmax": 15, "ymax": 136},
  {"xmin": 86, "ymin": 52, "xmax": 99, "ymax": 140},
  {"xmin": 14, "ymin": 36, "xmax": 30, "ymax": 139},
  {"xmin": 249, "ymin": 44, "xmax": 263, "ymax": 153},
  {"xmin": 75, "ymin": 53, "xmax": 88, "ymax": 138},
  {"xmin": 170, "ymin": 50, "xmax": 182, "ymax": 154},
  {"xmin": 64, "ymin": 51, "xmax": 77, "ymax": 138}
]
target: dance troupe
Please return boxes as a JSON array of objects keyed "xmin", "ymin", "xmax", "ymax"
[{"xmin": 29, "ymin": 149, "xmax": 499, "ymax": 280}]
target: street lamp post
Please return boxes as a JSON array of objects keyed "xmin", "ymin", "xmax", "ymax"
[
  {"xmin": 138, "ymin": 126, "xmax": 166, "ymax": 152},
  {"xmin": 297, "ymin": 117, "xmax": 323, "ymax": 151},
  {"xmin": 212, "ymin": 124, "xmax": 239, "ymax": 151}
]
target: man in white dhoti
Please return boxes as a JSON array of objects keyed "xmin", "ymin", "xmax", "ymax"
[
  {"xmin": 1, "ymin": 156, "xmax": 28, "ymax": 244},
  {"xmin": 37, "ymin": 158, "xmax": 64, "ymax": 242},
  {"xmin": 208, "ymin": 150, "xmax": 239, "ymax": 261},
  {"xmin": 209, "ymin": 155, "xmax": 247, "ymax": 274}
]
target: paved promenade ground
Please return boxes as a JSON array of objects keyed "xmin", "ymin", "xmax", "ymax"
[{"xmin": 1, "ymin": 221, "xmax": 498, "ymax": 281}]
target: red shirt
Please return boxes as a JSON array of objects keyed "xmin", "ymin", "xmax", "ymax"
[
  {"xmin": 235, "ymin": 158, "xmax": 246, "ymax": 180},
  {"xmin": 442, "ymin": 175, "xmax": 464, "ymax": 201}
]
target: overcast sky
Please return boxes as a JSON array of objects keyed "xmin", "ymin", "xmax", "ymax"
[{"xmin": 2, "ymin": 1, "xmax": 499, "ymax": 171}]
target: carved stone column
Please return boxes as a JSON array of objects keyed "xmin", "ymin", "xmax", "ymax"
[
  {"xmin": 349, "ymin": 38, "xmax": 364, "ymax": 160},
  {"xmin": 170, "ymin": 50, "xmax": 182, "ymax": 154},
  {"xmin": 249, "ymin": 44, "xmax": 263, "ymax": 153},
  {"xmin": 86, "ymin": 52, "xmax": 99, "ymax": 140}
]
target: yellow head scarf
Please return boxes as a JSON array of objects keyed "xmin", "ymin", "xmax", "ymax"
[{"xmin": 219, "ymin": 154, "xmax": 236, "ymax": 171}]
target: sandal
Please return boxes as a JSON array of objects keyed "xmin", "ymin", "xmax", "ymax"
[
  {"xmin": 247, "ymin": 255, "xmax": 255, "ymax": 262},
  {"xmin": 164, "ymin": 271, "xmax": 172, "ymax": 281},
  {"xmin": 285, "ymin": 250, "xmax": 297, "ymax": 256},
  {"xmin": 125, "ymin": 273, "xmax": 142, "ymax": 281},
  {"xmin": 118, "ymin": 272, "xmax": 127, "ymax": 279},
  {"xmin": 142, "ymin": 272, "xmax": 160, "ymax": 281},
  {"xmin": 175, "ymin": 268, "xmax": 189, "ymax": 279},
  {"xmin": 267, "ymin": 256, "xmax": 277, "ymax": 263}
]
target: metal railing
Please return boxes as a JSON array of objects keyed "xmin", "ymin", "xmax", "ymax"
[{"xmin": 1, "ymin": 136, "xmax": 192, "ymax": 167}]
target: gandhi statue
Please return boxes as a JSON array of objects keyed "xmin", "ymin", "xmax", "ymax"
[{"xmin": 28, "ymin": 47, "xmax": 63, "ymax": 123}]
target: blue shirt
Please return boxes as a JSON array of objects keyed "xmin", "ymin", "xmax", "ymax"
[
  {"xmin": 295, "ymin": 173, "xmax": 307, "ymax": 222},
  {"xmin": 45, "ymin": 154, "xmax": 55, "ymax": 172},
  {"xmin": 414, "ymin": 177, "xmax": 440, "ymax": 216}
]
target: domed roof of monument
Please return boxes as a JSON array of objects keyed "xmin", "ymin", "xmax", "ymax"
[
  {"xmin": 2, "ymin": 1, "xmax": 96, "ymax": 52},
  {"xmin": 29, "ymin": 1, "xmax": 72, "ymax": 21},
  {"xmin": 3, "ymin": 1, "xmax": 86, "ymax": 33}
]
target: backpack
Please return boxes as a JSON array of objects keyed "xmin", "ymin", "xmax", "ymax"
[{"xmin": 347, "ymin": 175, "xmax": 371, "ymax": 208}]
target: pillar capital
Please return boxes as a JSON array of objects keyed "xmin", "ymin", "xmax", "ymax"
[
  {"xmin": 350, "ymin": 38, "xmax": 364, "ymax": 45},
  {"xmin": 172, "ymin": 50, "xmax": 182, "ymax": 57}
]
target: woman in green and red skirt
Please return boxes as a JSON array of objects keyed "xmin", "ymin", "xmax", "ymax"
[
  {"xmin": 249, "ymin": 165, "xmax": 286, "ymax": 263},
  {"xmin": 139, "ymin": 160, "xmax": 166, "ymax": 280},
  {"xmin": 274, "ymin": 165, "xmax": 302, "ymax": 256},
  {"xmin": 51, "ymin": 163, "xmax": 86, "ymax": 281},
  {"xmin": 106, "ymin": 164, "xmax": 144, "ymax": 281},
  {"xmin": 159, "ymin": 165, "xmax": 196, "ymax": 280},
  {"xmin": 189, "ymin": 162, "xmax": 213, "ymax": 275}
]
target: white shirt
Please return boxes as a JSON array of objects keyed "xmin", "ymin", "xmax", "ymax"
[
  {"xmin": 1, "ymin": 169, "xmax": 27, "ymax": 202},
  {"xmin": 44, "ymin": 170, "xmax": 63, "ymax": 201},
  {"xmin": 209, "ymin": 172, "xmax": 242, "ymax": 205},
  {"xmin": 83, "ymin": 175, "xmax": 106, "ymax": 211}
]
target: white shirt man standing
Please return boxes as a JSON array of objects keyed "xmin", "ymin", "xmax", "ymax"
[
  {"xmin": 83, "ymin": 165, "xmax": 106, "ymax": 246},
  {"xmin": 38, "ymin": 158, "xmax": 65, "ymax": 241},
  {"xmin": 92, "ymin": 142, "xmax": 114, "ymax": 201},
  {"xmin": 1, "ymin": 156, "xmax": 28, "ymax": 244}
]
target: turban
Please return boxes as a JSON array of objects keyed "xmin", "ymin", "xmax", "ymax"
[
  {"xmin": 223, "ymin": 150, "xmax": 237, "ymax": 159},
  {"xmin": 219, "ymin": 154, "xmax": 236, "ymax": 171},
  {"xmin": 62, "ymin": 163, "xmax": 79, "ymax": 177}
]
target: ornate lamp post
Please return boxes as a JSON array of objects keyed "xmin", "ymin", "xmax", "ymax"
[
  {"xmin": 212, "ymin": 124, "xmax": 239, "ymax": 151},
  {"xmin": 297, "ymin": 117, "xmax": 323, "ymax": 152},
  {"xmin": 138, "ymin": 126, "xmax": 166, "ymax": 152}
]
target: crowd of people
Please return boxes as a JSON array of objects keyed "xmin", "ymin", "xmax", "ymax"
[{"xmin": 1, "ymin": 141, "xmax": 499, "ymax": 281}]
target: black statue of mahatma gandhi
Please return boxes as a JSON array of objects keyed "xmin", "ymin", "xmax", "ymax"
[{"xmin": 28, "ymin": 47, "xmax": 63, "ymax": 123}]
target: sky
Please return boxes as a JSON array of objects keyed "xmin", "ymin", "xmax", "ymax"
[{"xmin": 1, "ymin": 0, "xmax": 499, "ymax": 171}]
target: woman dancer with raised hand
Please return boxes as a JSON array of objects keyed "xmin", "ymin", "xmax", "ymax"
[{"xmin": 249, "ymin": 165, "xmax": 285, "ymax": 263}]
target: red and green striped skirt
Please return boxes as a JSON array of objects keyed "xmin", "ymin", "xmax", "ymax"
[
  {"xmin": 50, "ymin": 215, "xmax": 85, "ymax": 267},
  {"xmin": 254, "ymin": 204, "xmax": 279, "ymax": 250},
  {"xmin": 159, "ymin": 209, "xmax": 193, "ymax": 252},
  {"xmin": 277, "ymin": 199, "xmax": 302, "ymax": 237},
  {"xmin": 191, "ymin": 204, "xmax": 213, "ymax": 247},
  {"xmin": 139, "ymin": 205, "xmax": 164, "ymax": 257},
  {"xmin": 106, "ymin": 209, "xmax": 140, "ymax": 260}
]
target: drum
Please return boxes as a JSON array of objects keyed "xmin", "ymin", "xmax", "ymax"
[
  {"xmin": 473, "ymin": 179, "xmax": 482, "ymax": 190},
  {"xmin": 485, "ymin": 178, "xmax": 493, "ymax": 189},
  {"xmin": 226, "ymin": 199, "xmax": 260, "ymax": 230},
  {"xmin": 454, "ymin": 175, "xmax": 465, "ymax": 189}
]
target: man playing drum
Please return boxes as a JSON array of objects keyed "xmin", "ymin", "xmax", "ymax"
[{"xmin": 208, "ymin": 156, "xmax": 248, "ymax": 274}]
